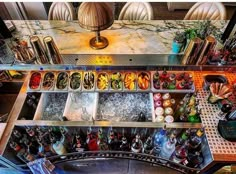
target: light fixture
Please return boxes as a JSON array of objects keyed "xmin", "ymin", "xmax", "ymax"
[{"xmin": 78, "ymin": 2, "xmax": 114, "ymax": 49}]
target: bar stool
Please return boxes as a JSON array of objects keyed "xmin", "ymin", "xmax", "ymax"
[
  {"xmin": 184, "ymin": 2, "xmax": 227, "ymax": 20},
  {"xmin": 118, "ymin": 2, "xmax": 154, "ymax": 20},
  {"xmin": 48, "ymin": 2, "xmax": 76, "ymax": 20}
]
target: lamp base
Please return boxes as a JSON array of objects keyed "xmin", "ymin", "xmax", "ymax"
[{"xmin": 90, "ymin": 36, "xmax": 109, "ymax": 49}]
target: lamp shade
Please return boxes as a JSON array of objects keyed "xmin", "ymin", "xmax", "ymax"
[{"xmin": 78, "ymin": 2, "xmax": 114, "ymax": 31}]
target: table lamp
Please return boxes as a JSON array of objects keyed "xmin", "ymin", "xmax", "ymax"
[{"xmin": 78, "ymin": 2, "xmax": 114, "ymax": 49}]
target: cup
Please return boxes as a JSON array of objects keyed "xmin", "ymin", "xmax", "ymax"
[{"xmin": 0, "ymin": 40, "xmax": 15, "ymax": 64}]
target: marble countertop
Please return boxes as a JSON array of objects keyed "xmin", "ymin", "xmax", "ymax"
[{"xmin": 10, "ymin": 20, "xmax": 227, "ymax": 55}]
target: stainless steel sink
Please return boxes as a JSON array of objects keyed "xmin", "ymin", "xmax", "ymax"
[{"xmin": 0, "ymin": 82, "xmax": 23, "ymax": 122}]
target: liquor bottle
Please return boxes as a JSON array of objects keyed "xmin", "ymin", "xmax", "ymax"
[
  {"xmin": 172, "ymin": 141, "xmax": 189, "ymax": 165},
  {"xmin": 177, "ymin": 129, "xmax": 190, "ymax": 146},
  {"xmin": 13, "ymin": 130, "xmax": 22, "ymax": 139},
  {"xmin": 97, "ymin": 128, "xmax": 109, "ymax": 150},
  {"xmin": 86, "ymin": 128, "xmax": 98, "ymax": 151},
  {"xmin": 174, "ymin": 100, "xmax": 185, "ymax": 121},
  {"xmin": 188, "ymin": 128, "xmax": 204, "ymax": 153},
  {"xmin": 159, "ymin": 130, "xmax": 177, "ymax": 163},
  {"xmin": 107, "ymin": 129, "xmax": 121, "ymax": 150},
  {"xmin": 131, "ymin": 134, "xmax": 143, "ymax": 153},
  {"xmin": 186, "ymin": 151, "xmax": 203, "ymax": 168},
  {"xmin": 43, "ymin": 36, "xmax": 64, "ymax": 64},
  {"xmin": 74, "ymin": 134, "xmax": 86, "ymax": 152},
  {"xmin": 51, "ymin": 134, "xmax": 67, "ymax": 155},
  {"xmin": 30, "ymin": 36, "xmax": 50, "ymax": 64},
  {"xmin": 187, "ymin": 105, "xmax": 200, "ymax": 123},
  {"xmin": 142, "ymin": 136, "xmax": 153, "ymax": 154},
  {"xmin": 120, "ymin": 136, "xmax": 130, "ymax": 151},
  {"xmin": 153, "ymin": 126, "xmax": 167, "ymax": 156}
]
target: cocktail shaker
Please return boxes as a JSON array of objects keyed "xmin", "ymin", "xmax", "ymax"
[
  {"xmin": 43, "ymin": 36, "xmax": 63, "ymax": 64},
  {"xmin": 30, "ymin": 36, "xmax": 50, "ymax": 64}
]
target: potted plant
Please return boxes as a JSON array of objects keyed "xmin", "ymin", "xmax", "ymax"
[{"xmin": 172, "ymin": 31, "xmax": 186, "ymax": 53}]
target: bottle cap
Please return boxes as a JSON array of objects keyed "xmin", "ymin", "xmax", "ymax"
[{"xmin": 165, "ymin": 115, "xmax": 174, "ymax": 123}]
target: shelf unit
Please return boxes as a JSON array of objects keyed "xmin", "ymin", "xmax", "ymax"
[{"xmin": 1, "ymin": 55, "xmax": 236, "ymax": 173}]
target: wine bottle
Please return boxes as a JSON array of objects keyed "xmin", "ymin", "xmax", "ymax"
[
  {"xmin": 159, "ymin": 130, "xmax": 177, "ymax": 163},
  {"xmin": 188, "ymin": 128, "xmax": 204, "ymax": 153},
  {"xmin": 86, "ymin": 128, "xmax": 98, "ymax": 151},
  {"xmin": 120, "ymin": 136, "xmax": 130, "ymax": 151},
  {"xmin": 153, "ymin": 126, "xmax": 167, "ymax": 156},
  {"xmin": 142, "ymin": 136, "xmax": 153, "ymax": 154},
  {"xmin": 177, "ymin": 129, "xmax": 190, "ymax": 146},
  {"xmin": 131, "ymin": 134, "xmax": 143, "ymax": 153},
  {"xmin": 172, "ymin": 141, "xmax": 189, "ymax": 165},
  {"xmin": 97, "ymin": 128, "xmax": 109, "ymax": 150}
]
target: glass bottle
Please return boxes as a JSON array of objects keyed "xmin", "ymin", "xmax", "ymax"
[
  {"xmin": 131, "ymin": 134, "xmax": 143, "ymax": 153},
  {"xmin": 120, "ymin": 136, "xmax": 130, "ymax": 151},
  {"xmin": 188, "ymin": 128, "xmax": 204, "ymax": 153},
  {"xmin": 153, "ymin": 126, "xmax": 167, "ymax": 156},
  {"xmin": 86, "ymin": 128, "xmax": 98, "ymax": 151},
  {"xmin": 159, "ymin": 130, "xmax": 177, "ymax": 163},
  {"xmin": 43, "ymin": 36, "xmax": 64, "ymax": 64},
  {"xmin": 97, "ymin": 128, "xmax": 109, "ymax": 150},
  {"xmin": 177, "ymin": 129, "xmax": 190, "ymax": 146},
  {"xmin": 107, "ymin": 129, "xmax": 121, "ymax": 150},
  {"xmin": 186, "ymin": 151, "xmax": 203, "ymax": 168},
  {"xmin": 30, "ymin": 36, "xmax": 50, "ymax": 64},
  {"xmin": 174, "ymin": 100, "xmax": 185, "ymax": 121},
  {"xmin": 51, "ymin": 133, "xmax": 67, "ymax": 155},
  {"xmin": 74, "ymin": 134, "xmax": 86, "ymax": 152},
  {"xmin": 172, "ymin": 141, "xmax": 189, "ymax": 165},
  {"xmin": 142, "ymin": 136, "xmax": 153, "ymax": 154}
]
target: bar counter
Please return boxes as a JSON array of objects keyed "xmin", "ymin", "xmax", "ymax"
[
  {"xmin": 0, "ymin": 19, "xmax": 235, "ymax": 174},
  {"xmin": 10, "ymin": 20, "xmax": 226, "ymax": 54}
]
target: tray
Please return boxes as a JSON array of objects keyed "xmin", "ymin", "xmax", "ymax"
[
  {"xmin": 63, "ymin": 92, "xmax": 98, "ymax": 121},
  {"xmin": 82, "ymin": 71, "xmax": 96, "ymax": 91},
  {"xmin": 123, "ymin": 71, "xmax": 137, "ymax": 91},
  {"xmin": 151, "ymin": 71, "xmax": 195, "ymax": 93},
  {"xmin": 137, "ymin": 71, "xmax": 151, "ymax": 92},
  {"xmin": 41, "ymin": 71, "xmax": 55, "ymax": 91},
  {"xmin": 27, "ymin": 71, "xmax": 42, "ymax": 92},
  {"xmin": 33, "ymin": 93, "xmax": 68, "ymax": 120},
  {"xmin": 110, "ymin": 71, "xmax": 123, "ymax": 92},
  {"xmin": 96, "ymin": 72, "xmax": 109, "ymax": 92},
  {"xmin": 68, "ymin": 71, "xmax": 82, "ymax": 92},
  {"xmin": 96, "ymin": 92, "xmax": 153, "ymax": 122},
  {"xmin": 55, "ymin": 71, "xmax": 69, "ymax": 91}
]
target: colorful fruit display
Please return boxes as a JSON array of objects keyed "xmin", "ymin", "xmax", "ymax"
[
  {"xmin": 29, "ymin": 72, "xmax": 41, "ymax": 89},
  {"xmin": 138, "ymin": 72, "xmax": 150, "ymax": 90},
  {"xmin": 208, "ymin": 82, "xmax": 232, "ymax": 104},
  {"xmin": 124, "ymin": 72, "xmax": 136, "ymax": 90},
  {"xmin": 56, "ymin": 72, "xmax": 68, "ymax": 90},
  {"xmin": 70, "ymin": 72, "xmax": 81, "ymax": 90},
  {"xmin": 97, "ymin": 72, "xmax": 109, "ymax": 90},
  {"xmin": 83, "ymin": 72, "xmax": 95, "ymax": 90},
  {"xmin": 111, "ymin": 72, "xmax": 122, "ymax": 90}
]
